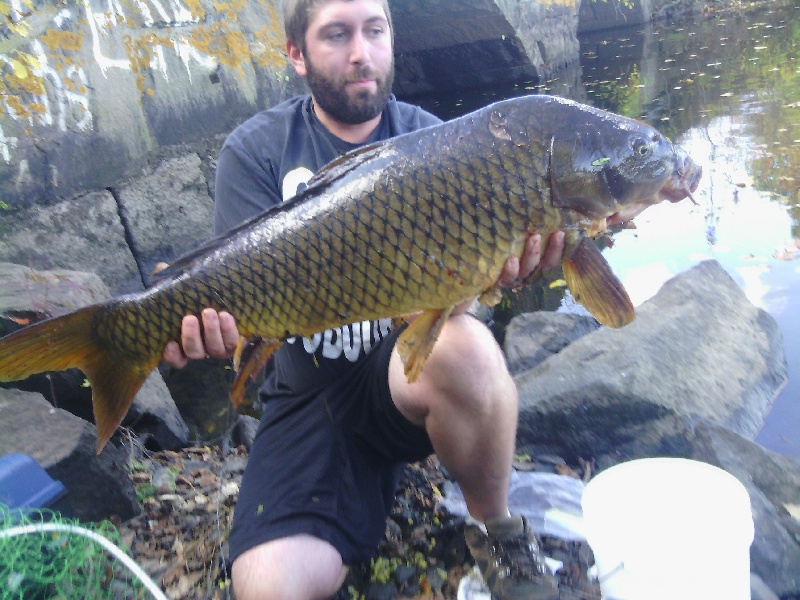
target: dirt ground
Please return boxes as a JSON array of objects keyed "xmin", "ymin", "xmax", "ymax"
[{"xmin": 119, "ymin": 444, "xmax": 600, "ymax": 599}]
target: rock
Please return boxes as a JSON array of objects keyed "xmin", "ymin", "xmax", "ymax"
[
  {"xmin": 231, "ymin": 415, "xmax": 260, "ymax": 450},
  {"xmin": 0, "ymin": 193, "xmax": 143, "ymax": 294},
  {"xmin": 687, "ymin": 422, "xmax": 800, "ymax": 597},
  {"xmin": 0, "ymin": 262, "xmax": 113, "ymax": 320},
  {"xmin": 504, "ymin": 312, "xmax": 600, "ymax": 376},
  {"xmin": 126, "ymin": 373, "xmax": 191, "ymax": 451},
  {"xmin": 0, "ymin": 389, "xmax": 139, "ymax": 521},
  {"xmin": 514, "ymin": 260, "xmax": 787, "ymax": 460},
  {"xmin": 161, "ymin": 358, "xmax": 235, "ymax": 442},
  {"xmin": 751, "ymin": 573, "xmax": 780, "ymax": 600},
  {"xmin": 116, "ymin": 154, "xmax": 216, "ymax": 285},
  {"xmin": 364, "ymin": 581, "xmax": 399, "ymax": 600},
  {"xmin": 0, "ymin": 263, "xmax": 190, "ymax": 450}
]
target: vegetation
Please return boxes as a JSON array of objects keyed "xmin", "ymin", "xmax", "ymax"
[{"xmin": 0, "ymin": 504, "xmax": 151, "ymax": 599}]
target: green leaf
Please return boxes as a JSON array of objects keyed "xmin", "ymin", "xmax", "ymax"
[{"xmin": 592, "ymin": 157, "xmax": 611, "ymax": 166}]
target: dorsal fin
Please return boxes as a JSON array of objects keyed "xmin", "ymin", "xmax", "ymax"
[{"xmin": 306, "ymin": 141, "xmax": 386, "ymax": 188}]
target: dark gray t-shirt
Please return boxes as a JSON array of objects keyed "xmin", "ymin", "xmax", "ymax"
[{"xmin": 214, "ymin": 94, "xmax": 441, "ymax": 397}]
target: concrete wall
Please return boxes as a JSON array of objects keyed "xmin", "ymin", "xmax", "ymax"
[
  {"xmin": 0, "ymin": 0, "xmax": 590, "ymax": 209},
  {"xmin": 0, "ymin": 0, "xmax": 646, "ymax": 297},
  {"xmin": 0, "ymin": 0, "xmax": 303, "ymax": 209},
  {"xmin": 578, "ymin": 0, "xmax": 655, "ymax": 33},
  {"xmin": 392, "ymin": 0, "xmax": 579, "ymax": 96}
]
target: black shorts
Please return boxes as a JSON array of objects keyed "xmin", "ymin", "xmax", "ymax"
[{"xmin": 228, "ymin": 326, "xmax": 435, "ymax": 565}]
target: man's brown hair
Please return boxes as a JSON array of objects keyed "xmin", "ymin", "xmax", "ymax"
[{"xmin": 283, "ymin": 0, "xmax": 393, "ymax": 53}]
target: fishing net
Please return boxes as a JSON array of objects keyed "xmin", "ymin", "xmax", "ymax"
[{"xmin": 0, "ymin": 504, "xmax": 162, "ymax": 599}]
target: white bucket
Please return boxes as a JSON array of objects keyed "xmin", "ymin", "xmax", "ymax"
[{"xmin": 581, "ymin": 457, "xmax": 754, "ymax": 600}]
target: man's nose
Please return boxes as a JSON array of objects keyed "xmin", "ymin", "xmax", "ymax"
[{"xmin": 349, "ymin": 31, "xmax": 369, "ymax": 64}]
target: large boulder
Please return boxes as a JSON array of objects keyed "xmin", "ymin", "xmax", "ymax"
[
  {"xmin": 513, "ymin": 260, "xmax": 787, "ymax": 460},
  {"xmin": 0, "ymin": 153, "xmax": 218, "ymax": 296},
  {"xmin": 688, "ymin": 422, "xmax": 800, "ymax": 597},
  {"xmin": 0, "ymin": 192, "xmax": 142, "ymax": 294},
  {"xmin": 0, "ymin": 263, "xmax": 189, "ymax": 450},
  {"xmin": 116, "ymin": 153, "xmax": 216, "ymax": 285},
  {"xmin": 505, "ymin": 312, "xmax": 599, "ymax": 376},
  {"xmin": 0, "ymin": 389, "xmax": 139, "ymax": 522}
]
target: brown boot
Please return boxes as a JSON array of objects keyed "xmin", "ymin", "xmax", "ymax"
[{"xmin": 464, "ymin": 515, "xmax": 559, "ymax": 600}]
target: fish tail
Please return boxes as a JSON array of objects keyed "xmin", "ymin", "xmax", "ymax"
[{"xmin": 0, "ymin": 306, "xmax": 154, "ymax": 453}]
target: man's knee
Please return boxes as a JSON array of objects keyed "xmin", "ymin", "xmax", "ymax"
[
  {"xmin": 391, "ymin": 313, "xmax": 517, "ymax": 425},
  {"xmin": 419, "ymin": 314, "xmax": 513, "ymax": 396},
  {"xmin": 231, "ymin": 536, "xmax": 347, "ymax": 600},
  {"xmin": 433, "ymin": 314, "xmax": 511, "ymax": 388}
]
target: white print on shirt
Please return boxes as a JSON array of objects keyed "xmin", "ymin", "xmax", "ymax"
[
  {"xmin": 286, "ymin": 319, "xmax": 394, "ymax": 362},
  {"xmin": 282, "ymin": 167, "xmax": 314, "ymax": 201},
  {"xmin": 282, "ymin": 167, "xmax": 392, "ymax": 362}
]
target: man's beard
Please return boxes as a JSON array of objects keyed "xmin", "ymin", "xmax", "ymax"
[{"xmin": 306, "ymin": 61, "xmax": 394, "ymax": 125}]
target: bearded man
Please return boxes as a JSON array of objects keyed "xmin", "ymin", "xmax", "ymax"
[{"xmin": 163, "ymin": 1, "xmax": 564, "ymax": 598}]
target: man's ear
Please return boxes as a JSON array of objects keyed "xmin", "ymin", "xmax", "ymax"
[{"xmin": 287, "ymin": 40, "xmax": 307, "ymax": 77}]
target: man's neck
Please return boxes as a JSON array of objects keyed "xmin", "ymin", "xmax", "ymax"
[{"xmin": 311, "ymin": 98, "xmax": 383, "ymax": 144}]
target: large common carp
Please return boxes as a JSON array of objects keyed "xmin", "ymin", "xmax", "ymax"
[{"xmin": 0, "ymin": 95, "xmax": 701, "ymax": 451}]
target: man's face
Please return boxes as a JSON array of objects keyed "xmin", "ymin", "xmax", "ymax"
[{"xmin": 300, "ymin": 0, "xmax": 394, "ymax": 125}]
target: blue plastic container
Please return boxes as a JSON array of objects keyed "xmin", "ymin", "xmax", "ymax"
[{"xmin": 0, "ymin": 453, "xmax": 66, "ymax": 512}]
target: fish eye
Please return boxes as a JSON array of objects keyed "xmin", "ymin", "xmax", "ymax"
[{"xmin": 632, "ymin": 137, "xmax": 652, "ymax": 158}]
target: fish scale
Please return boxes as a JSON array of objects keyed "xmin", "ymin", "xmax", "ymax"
[{"xmin": 0, "ymin": 94, "xmax": 702, "ymax": 451}]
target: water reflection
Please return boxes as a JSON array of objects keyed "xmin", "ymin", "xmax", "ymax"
[
  {"xmin": 405, "ymin": 2, "xmax": 800, "ymax": 456},
  {"xmin": 584, "ymin": 5, "xmax": 800, "ymax": 457}
]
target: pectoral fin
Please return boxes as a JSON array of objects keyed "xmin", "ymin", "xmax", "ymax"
[
  {"xmin": 396, "ymin": 306, "xmax": 454, "ymax": 382},
  {"xmin": 562, "ymin": 235, "xmax": 634, "ymax": 328},
  {"xmin": 230, "ymin": 336, "xmax": 283, "ymax": 408}
]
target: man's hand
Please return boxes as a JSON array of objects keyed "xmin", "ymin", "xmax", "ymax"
[
  {"xmin": 498, "ymin": 231, "xmax": 565, "ymax": 289},
  {"xmin": 163, "ymin": 308, "xmax": 240, "ymax": 369},
  {"xmin": 450, "ymin": 231, "xmax": 565, "ymax": 316}
]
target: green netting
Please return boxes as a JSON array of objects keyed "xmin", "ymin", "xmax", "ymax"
[{"xmin": 0, "ymin": 504, "xmax": 158, "ymax": 600}]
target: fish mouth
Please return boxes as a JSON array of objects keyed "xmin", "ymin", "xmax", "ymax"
[
  {"xmin": 605, "ymin": 149, "xmax": 702, "ymax": 227},
  {"xmin": 606, "ymin": 203, "xmax": 649, "ymax": 227},
  {"xmin": 660, "ymin": 148, "xmax": 702, "ymax": 203}
]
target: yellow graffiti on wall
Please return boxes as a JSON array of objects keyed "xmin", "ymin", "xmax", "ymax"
[
  {"xmin": 1, "ymin": 0, "xmax": 43, "ymax": 121},
  {"xmin": 1, "ymin": 0, "xmax": 288, "ymax": 124},
  {"xmin": 213, "ymin": 0, "xmax": 246, "ymax": 24},
  {"xmin": 252, "ymin": 3, "xmax": 286, "ymax": 71}
]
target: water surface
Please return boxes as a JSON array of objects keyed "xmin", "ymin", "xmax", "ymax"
[{"xmin": 405, "ymin": 3, "xmax": 800, "ymax": 456}]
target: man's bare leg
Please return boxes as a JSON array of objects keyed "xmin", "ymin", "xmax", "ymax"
[
  {"xmin": 389, "ymin": 313, "xmax": 517, "ymax": 521},
  {"xmin": 231, "ymin": 535, "xmax": 348, "ymax": 600},
  {"xmin": 390, "ymin": 313, "xmax": 559, "ymax": 598}
]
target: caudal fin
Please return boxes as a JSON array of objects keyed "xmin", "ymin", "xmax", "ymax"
[{"xmin": 0, "ymin": 306, "xmax": 154, "ymax": 453}]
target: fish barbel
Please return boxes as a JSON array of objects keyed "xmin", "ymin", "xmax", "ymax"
[{"xmin": 0, "ymin": 95, "xmax": 701, "ymax": 451}]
